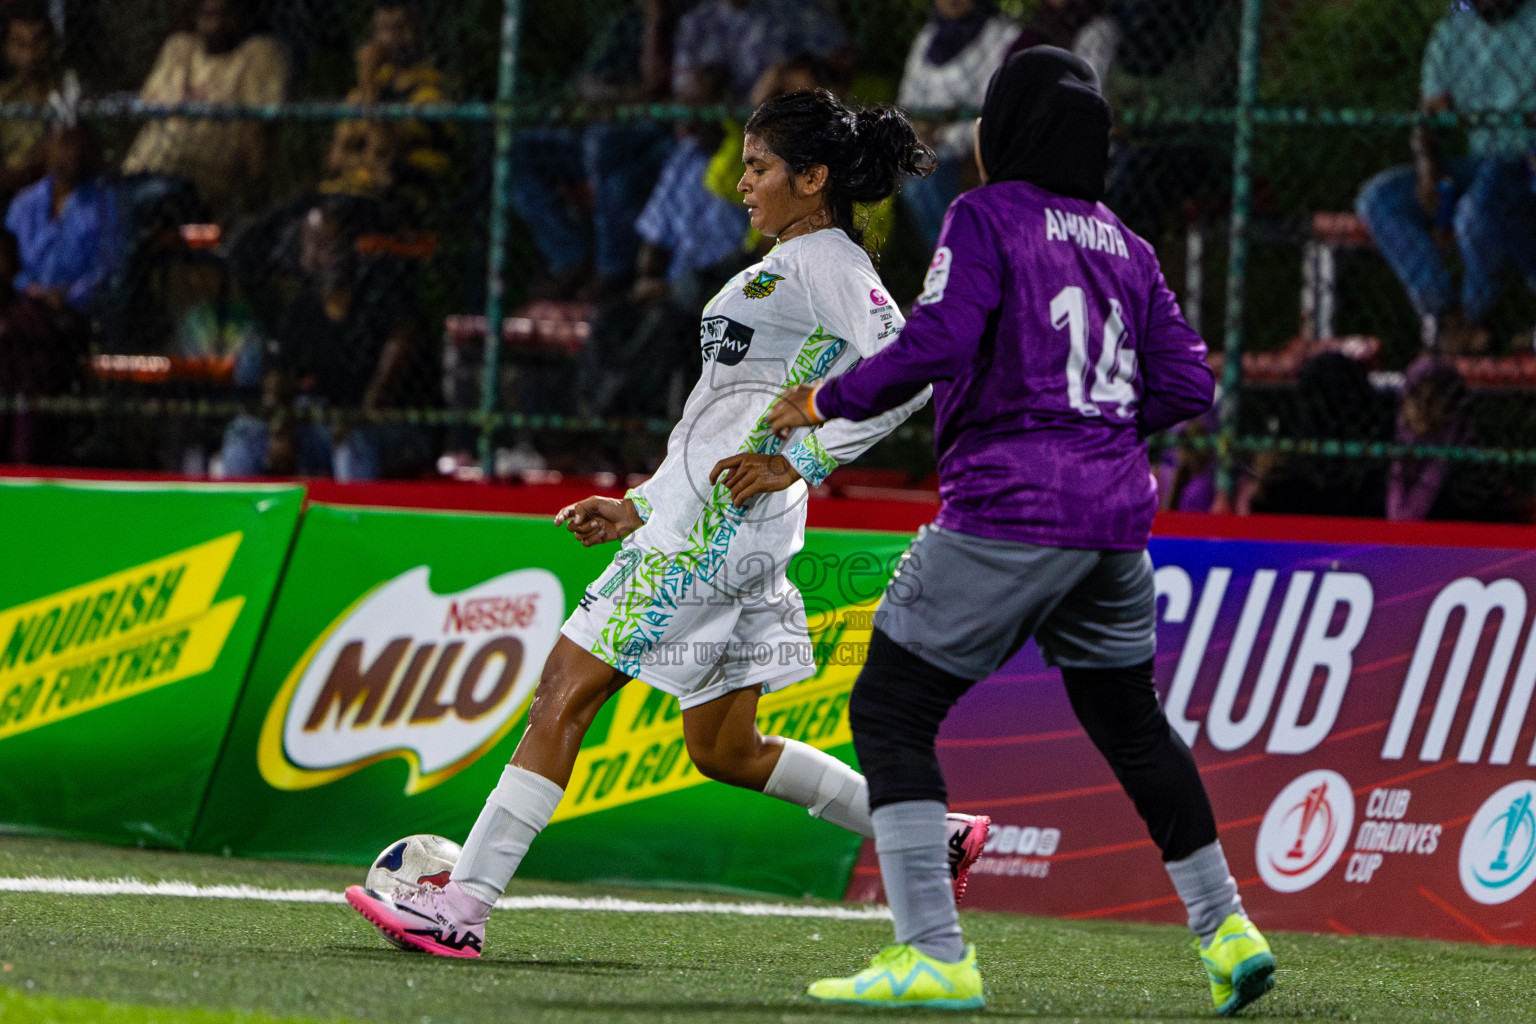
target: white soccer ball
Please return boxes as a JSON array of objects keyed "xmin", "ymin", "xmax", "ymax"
[{"xmin": 365, "ymin": 834, "xmax": 462, "ymax": 897}]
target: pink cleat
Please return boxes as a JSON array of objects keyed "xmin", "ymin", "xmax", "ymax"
[
  {"xmin": 945, "ymin": 813, "xmax": 991, "ymax": 904},
  {"xmin": 346, "ymin": 883, "xmax": 484, "ymax": 958}
]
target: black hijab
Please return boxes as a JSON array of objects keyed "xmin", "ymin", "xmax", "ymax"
[{"xmin": 977, "ymin": 46, "xmax": 1110, "ymax": 202}]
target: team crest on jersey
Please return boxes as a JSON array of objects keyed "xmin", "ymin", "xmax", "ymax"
[
  {"xmin": 742, "ymin": 271, "xmax": 784, "ymax": 299},
  {"xmin": 701, "ymin": 316, "xmax": 755, "ymax": 365}
]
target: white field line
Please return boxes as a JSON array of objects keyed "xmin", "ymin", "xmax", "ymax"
[{"xmin": 0, "ymin": 876, "xmax": 892, "ymax": 921}]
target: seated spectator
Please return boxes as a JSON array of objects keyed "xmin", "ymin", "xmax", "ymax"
[
  {"xmin": 6, "ymin": 121, "xmax": 120, "ymax": 315},
  {"xmin": 1073, "ymin": 0, "xmax": 1235, "ymax": 241},
  {"xmin": 575, "ymin": 126, "xmax": 752, "ymax": 417},
  {"xmin": 1247, "ymin": 353, "xmax": 1390, "ymax": 518},
  {"xmin": 0, "ymin": 3, "xmax": 69, "ymax": 206},
  {"xmin": 1388, "ymin": 355, "xmax": 1471, "ymax": 520},
  {"xmin": 1356, "ymin": 0, "xmax": 1536, "ymax": 353},
  {"xmin": 511, "ymin": 0, "xmax": 675, "ymax": 298},
  {"xmin": 1156, "ymin": 407, "xmax": 1218, "ymax": 513},
  {"xmin": 897, "ymin": 0, "xmax": 1020, "ymax": 247},
  {"xmin": 233, "ymin": 5, "xmax": 450, "ymax": 340},
  {"xmin": 1009, "ymin": 0, "xmax": 1108, "ymax": 53},
  {"xmin": 321, "ymin": 0, "xmax": 452, "ymax": 226},
  {"xmin": 0, "ymin": 228, "xmax": 65, "ymax": 464},
  {"xmin": 217, "ymin": 201, "xmax": 427, "ymax": 481},
  {"xmin": 672, "ymin": 0, "xmax": 851, "ymax": 105},
  {"xmin": 1386, "ymin": 355, "xmax": 1515, "ymax": 521},
  {"xmin": 121, "ymin": 0, "xmax": 288, "ymax": 225}
]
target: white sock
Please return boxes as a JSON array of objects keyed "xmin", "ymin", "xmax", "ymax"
[
  {"xmin": 762, "ymin": 737, "xmax": 873, "ymax": 838},
  {"xmin": 449, "ymin": 764, "xmax": 564, "ymax": 907}
]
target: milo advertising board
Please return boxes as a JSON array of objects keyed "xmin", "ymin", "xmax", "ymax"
[
  {"xmin": 192, "ymin": 504, "xmax": 907, "ymax": 899},
  {"xmin": 0, "ymin": 479, "xmax": 302, "ymax": 847}
]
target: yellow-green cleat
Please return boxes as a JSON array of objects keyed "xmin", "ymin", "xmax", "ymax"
[
  {"xmin": 1197, "ymin": 912, "xmax": 1275, "ymax": 1016},
  {"xmin": 807, "ymin": 943, "xmax": 984, "ymax": 1010}
]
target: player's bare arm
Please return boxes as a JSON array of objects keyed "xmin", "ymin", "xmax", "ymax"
[
  {"xmin": 766, "ymin": 383, "xmax": 824, "ymax": 439},
  {"xmin": 554, "ymin": 496, "xmax": 643, "ymax": 547},
  {"xmin": 709, "ymin": 453, "xmax": 802, "ymax": 505}
]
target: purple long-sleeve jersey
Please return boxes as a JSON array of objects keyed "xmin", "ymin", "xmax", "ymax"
[{"xmin": 815, "ymin": 181, "xmax": 1215, "ymax": 550}]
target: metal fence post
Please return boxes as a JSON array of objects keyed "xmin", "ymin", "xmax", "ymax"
[
  {"xmin": 1219, "ymin": 0, "xmax": 1264, "ymax": 501},
  {"xmin": 479, "ymin": 0, "xmax": 525, "ymax": 476}
]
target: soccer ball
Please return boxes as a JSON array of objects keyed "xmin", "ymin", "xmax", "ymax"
[{"xmin": 364, "ymin": 834, "xmax": 461, "ymax": 898}]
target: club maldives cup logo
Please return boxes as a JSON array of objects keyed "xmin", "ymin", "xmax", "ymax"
[
  {"xmin": 257, "ymin": 567, "xmax": 563, "ymax": 795},
  {"xmin": 1256, "ymin": 770, "xmax": 1355, "ymax": 893},
  {"xmin": 1459, "ymin": 781, "xmax": 1536, "ymax": 905}
]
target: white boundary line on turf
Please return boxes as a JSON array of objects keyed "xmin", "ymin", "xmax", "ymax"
[{"xmin": 0, "ymin": 877, "xmax": 892, "ymax": 921}]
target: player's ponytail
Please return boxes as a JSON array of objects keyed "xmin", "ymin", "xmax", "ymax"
[{"xmin": 745, "ymin": 89, "xmax": 933, "ymax": 250}]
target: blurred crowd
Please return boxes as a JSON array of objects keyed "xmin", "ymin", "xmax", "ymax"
[{"xmin": 0, "ymin": 0, "xmax": 1532, "ymax": 524}]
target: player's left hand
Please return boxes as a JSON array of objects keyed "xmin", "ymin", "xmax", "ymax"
[
  {"xmin": 766, "ymin": 384, "xmax": 824, "ymax": 439},
  {"xmin": 710, "ymin": 453, "xmax": 802, "ymax": 506}
]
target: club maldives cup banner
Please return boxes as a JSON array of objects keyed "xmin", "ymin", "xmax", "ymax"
[
  {"xmin": 191, "ymin": 505, "xmax": 909, "ymax": 899},
  {"xmin": 847, "ymin": 529, "xmax": 1536, "ymax": 945},
  {"xmin": 0, "ymin": 480, "xmax": 303, "ymax": 847}
]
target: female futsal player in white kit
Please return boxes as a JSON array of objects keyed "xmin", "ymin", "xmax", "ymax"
[{"xmin": 347, "ymin": 89, "xmax": 991, "ymax": 958}]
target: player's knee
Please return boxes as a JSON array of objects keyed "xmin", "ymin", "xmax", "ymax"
[{"xmin": 684, "ymin": 732, "xmax": 755, "ymax": 785}]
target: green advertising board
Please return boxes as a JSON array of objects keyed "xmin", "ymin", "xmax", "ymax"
[
  {"xmin": 191, "ymin": 504, "xmax": 910, "ymax": 899},
  {"xmin": 0, "ymin": 479, "xmax": 303, "ymax": 848}
]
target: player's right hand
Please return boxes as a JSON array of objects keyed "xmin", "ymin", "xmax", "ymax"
[
  {"xmin": 555, "ymin": 496, "xmax": 643, "ymax": 547},
  {"xmin": 767, "ymin": 383, "xmax": 825, "ymax": 439}
]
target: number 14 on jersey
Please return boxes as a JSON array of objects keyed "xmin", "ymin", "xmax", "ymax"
[{"xmin": 1050, "ymin": 285, "xmax": 1137, "ymax": 419}]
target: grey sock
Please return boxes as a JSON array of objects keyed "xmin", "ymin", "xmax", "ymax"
[
  {"xmin": 872, "ymin": 800, "xmax": 965, "ymax": 963},
  {"xmin": 1166, "ymin": 840, "xmax": 1243, "ymax": 944}
]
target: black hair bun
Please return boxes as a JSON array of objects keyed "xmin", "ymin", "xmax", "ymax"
[{"xmin": 841, "ymin": 106, "xmax": 935, "ymax": 204}]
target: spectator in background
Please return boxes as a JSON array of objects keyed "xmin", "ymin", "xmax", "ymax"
[
  {"xmin": 0, "ymin": 227, "xmax": 64, "ymax": 464},
  {"xmin": 1072, "ymin": 0, "xmax": 1235, "ymax": 241},
  {"xmin": 7, "ymin": 121, "xmax": 120, "ymax": 315},
  {"xmin": 671, "ymin": 0, "xmax": 850, "ymax": 105},
  {"xmin": 217, "ymin": 201, "xmax": 425, "ymax": 481},
  {"xmin": 896, "ymin": 0, "xmax": 1019, "ymax": 247},
  {"xmin": 121, "ymin": 0, "xmax": 288, "ymax": 225},
  {"xmin": 0, "ymin": 4, "xmax": 68, "ymax": 205},
  {"xmin": 1356, "ymin": 0, "xmax": 1536, "ymax": 354},
  {"xmin": 510, "ymin": 0, "xmax": 675, "ymax": 298},
  {"xmin": 574, "ymin": 107, "xmax": 752, "ymax": 417},
  {"xmin": 1009, "ymin": 0, "xmax": 1108, "ymax": 52},
  {"xmin": 1156, "ymin": 406, "xmax": 1218, "ymax": 513},
  {"xmin": 1247, "ymin": 352, "xmax": 1390, "ymax": 518},
  {"xmin": 1385, "ymin": 355, "xmax": 1517, "ymax": 521},
  {"xmin": 321, "ymin": 0, "xmax": 452, "ymax": 226},
  {"xmin": 1388, "ymin": 355, "xmax": 1469, "ymax": 520}
]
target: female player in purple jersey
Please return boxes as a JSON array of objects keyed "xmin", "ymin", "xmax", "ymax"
[{"xmin": 768, "ymin": 48, "xmax": 1275, "ymax": 1015}]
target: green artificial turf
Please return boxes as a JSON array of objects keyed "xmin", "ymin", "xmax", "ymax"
[{"xmin": 1, "ymin": 835, "xmax": 1534, "ymax": 1024}]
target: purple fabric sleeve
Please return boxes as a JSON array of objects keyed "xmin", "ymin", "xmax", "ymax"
[
  {"xmin": 817, "ymin": 201, "xmax": 1001, "ymax": 422},
  {"xmin": 1136, "ymin": 270, "xmax": 1216, "ymax": 435}
]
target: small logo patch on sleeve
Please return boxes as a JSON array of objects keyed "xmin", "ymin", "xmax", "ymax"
[{"xmin": 917, "ymin": 248, "xmax": 952, "ymax": 306}]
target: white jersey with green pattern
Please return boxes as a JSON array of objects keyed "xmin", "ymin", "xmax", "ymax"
[{"xmin": 591, "ymin": 228, "xmax": 929, "ymax": 675}]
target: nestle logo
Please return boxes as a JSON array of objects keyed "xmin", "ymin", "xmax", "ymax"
[{"xmin": 444, "ymin": 594, "xmax": 539, "ymax": 635}]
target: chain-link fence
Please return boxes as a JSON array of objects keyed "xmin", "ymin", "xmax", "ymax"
[{"xmin": 0, "ymin": 0, "xmax": 1532, "ymax": 523}]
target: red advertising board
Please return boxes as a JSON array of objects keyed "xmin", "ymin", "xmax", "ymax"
[{"xmin": 847, "ymin": 517, "xmax": 1536, "ymax": 946}]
